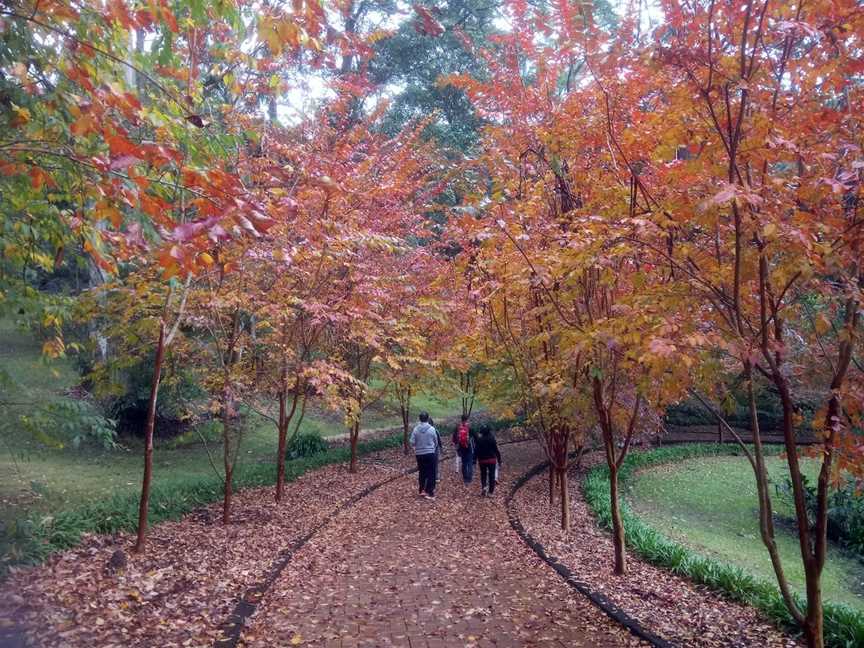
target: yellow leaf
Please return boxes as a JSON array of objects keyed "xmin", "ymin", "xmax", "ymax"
[
  {"xmin": 814, "ymin": 313, "xmax": 831, "ymax": 336},
  {"xmin": 199, "ymin": 252, "xmax": 214, "ymax": 266},
  {"xmin": 290, "ymin": 635, "xmax": 303, "ymax": 645},
  {"xmin": 11, "ymin": 103, "xmax": 30, "ymax": 123}
]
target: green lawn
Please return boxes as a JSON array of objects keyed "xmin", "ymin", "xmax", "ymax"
[
  {"xmin": 0, "ymin": 321, "xmax": 468, "ymax": 523},
  {"xmin": 627, "ymin": 455, "xmax": 864, "ymax": 612}
]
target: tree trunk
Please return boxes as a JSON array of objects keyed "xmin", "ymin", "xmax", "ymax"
[
  {"xmin": 775, "ymin": 373, "xmax": 823, "ymax": 642},
  {"xmin": 222, "ymin": 387, "xmax": 234, "ymax": 525},
  {"xmin": 401, "ymin": 407, "xmax": 409, "ymax": 455},
  {"xmin": 134, "ymin": 320, "xmax": 166, "ymax": 554},
  {"xmin": 609, "ymin": 465, "xmax": 626, "ymax": 575},
  {"xmin": 276, "ymin": 385, "xmax": 288, "ymax": 503},
  {"xmin": 275, "ymin": 374, "xmax": 300, "ymax": 503},
  {"xmin": 399, "ymin": 387, "xmax": 411, "ymax": 455},
  {"xmin": 223, "ymin": 463, "xmax": 233, "ymax": 525},
  {"xmin": 349, "ymin": 421, "xmax": 360, "ymax": 473},
  {"xmin": 804, "ymin": 570, "xmax": 825, "ymax": 648},
  {"xmin": 559, "ymin": 467, "xmax": 570, "ymax": 531},
  {"xmin": 548, "ymin": 463, "xmax": 557, "ymax": 507}
]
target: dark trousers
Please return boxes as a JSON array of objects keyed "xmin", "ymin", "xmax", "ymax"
[
  {"xmin": 416, "ymin": 453, "xmax": 436, "ymax": 496},
  {"xmin": 458, "ymin": 448, "xmax": 474, "ymax": 483},
  {"xmin": 480, "ymin": 462, "xmax": 497, "ymax": 494}
]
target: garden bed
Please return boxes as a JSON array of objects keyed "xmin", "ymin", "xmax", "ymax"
[
  {"xmin": 511, "ymin": 449, "xmax": 800, "ymax": 647},
  {"xmin": 0, "ymin": 443, "xmax": 414, "ymax": 647},
  {"xmin": 583, "ymin": 445, "xmax": 864, "ymax": 647}
]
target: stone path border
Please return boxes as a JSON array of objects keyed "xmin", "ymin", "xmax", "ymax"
[{"xmin": 505, "ymin": 458, "xmax": 676, "ymax": 648}]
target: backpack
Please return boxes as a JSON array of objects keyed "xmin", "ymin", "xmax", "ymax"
[{"xmin": 457, "ymin": 423, "xmax": 469, "ymax": 449}]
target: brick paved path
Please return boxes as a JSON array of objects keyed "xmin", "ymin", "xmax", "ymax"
[{"xmin": 240, "ymin": 442, "xmax": 644, "ymax": 648}]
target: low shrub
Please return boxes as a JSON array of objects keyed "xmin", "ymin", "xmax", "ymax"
[
  {"xmin": 664, "ymin": 389, "xmax": 821, "ymax": 433},
  {"xmin": 1, "ymin": 434, "xmax": 402, "ymax": 575},
  {"xmin": 100, "ymin": 359, "xmax": 204, "ymax": 439},
  {"xmin": 582, "ymin": 444, "xmax": 864, "ymax": 648},
  {"xmin": 163, "ymin": 419, "xmax": 222, "ymax": 449},
  {"xmin": 286, "ymin": 431, "xmax": 328, "ymax": 458},
  {"xmin": 776, "ymin": 475, "xmax": 864, "ymax": 558},
  {"xmin": 7, "ymin": 398, "xmax": 117, "ymax": 450}
]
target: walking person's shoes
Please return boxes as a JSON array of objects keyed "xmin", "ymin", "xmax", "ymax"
[
  {"xmin": 424, "ymin": 493, "xmax": 436, "ymax": 501},
  {"xmin": 481, "ymin": 487, "xmax": 488, "ymax": 497}
]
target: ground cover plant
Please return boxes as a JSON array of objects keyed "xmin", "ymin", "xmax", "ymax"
[
  {"xmin": 2, "ymin": 432, "xmax": 403, "ymax": 571},
  {"xmin": 584, "ymin": 445, "xmax": 864, "ymax": 647}
]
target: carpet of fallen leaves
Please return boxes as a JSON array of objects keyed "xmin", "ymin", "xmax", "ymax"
[
  {"xmin": 512, "ymin": 453, "xmax": 802, "ymax": 648},
  {"xmin": 241, "ymin": 442, "xmax": 646, "ymax": 648},
  {"xmin": 0, "ymin": 448, "xmax": 412, "ymax": 648}
]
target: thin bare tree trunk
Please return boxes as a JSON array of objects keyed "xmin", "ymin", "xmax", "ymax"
[
  {"xmin": 222, "ymin": 382, "xmax": 234, "ymax": 525},
  {"xmin": 804, "ymin": 573, "xmax": 825, "ymax": 648},
  {"xmin": 559, "ymin": 467, "xmax": 570, "ymax": 531},
  {"xmin": 276, "ymin": 382, "xmax": 287, "ymax": 502},
  {"xmin": 349, "ymin": 420, "xmax": 360, "ymax": 473},
  {"xmin": 399, "ymin": 385, "xmax": 411, "ymax": 455},
  {"xmin": 275, "ymin": 371, "xmax": 299, "ymax": 502},
  {"xmin": 549, "ymin": 463, "xmax": 556, "ymax": 507},
  {"xmin": 134, "ymin": 320, "xmax": 166, "ymax": 553},
  {"xmin": 609, "ymin": 464, "xmax": 626, "ymax": 575}
]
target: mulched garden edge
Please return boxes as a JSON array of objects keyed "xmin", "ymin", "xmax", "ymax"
[
  {"xmin": 506, "ymin": 458, "xmax": 675, "ymax": 648},
  {"xmin": 1, "ymin": 435, "xmax": 406, "ymax": 576},
  {"xmin": 582, "ymin": 443, "xmax": 864, "ymax": 648}
]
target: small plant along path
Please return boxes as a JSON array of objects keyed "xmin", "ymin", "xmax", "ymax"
[{"xmin": 240, "ymin": 443, "xmax": 645, "ymax": 648}]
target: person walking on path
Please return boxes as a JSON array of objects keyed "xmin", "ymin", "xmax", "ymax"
[
  {"xmin": 474, "ymin": 426, "xmax": 501, "ymax": 496},
  {"xmin": 452, "ymin": 414, "xmax": 474, "ymax": 485},
  {"xmin": 410, "ymin": 412, "xmax": 440, "ymax": 500}
]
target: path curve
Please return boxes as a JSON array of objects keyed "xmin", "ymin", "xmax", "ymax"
[
  {"xmin": 505, "ymin": 459, "xmax": 672, "ymax": 648},
  {"xmin": 239, "ymin": 443, "xmax": 646, "ymax": 648}
]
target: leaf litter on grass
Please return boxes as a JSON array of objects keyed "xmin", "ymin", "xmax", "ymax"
[
  {"xmin": 512, "ymin": 452, "xmax": 802, "ymax": 648},
  {"xmin": 0, "ymin": 448, "xmax": 412, "ymax": 647}
]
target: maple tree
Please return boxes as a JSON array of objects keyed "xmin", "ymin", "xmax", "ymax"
[
  {"xmin": 635, "ymin": 2, "xmax": 863, "ymax": 644},
  {"xmin": 4, "ymin": 1, "xmax": 863, "ymax": 644},
  {"xmin": 450, "ymin": 0, "xmax": 861, "ymax": 644},
  {"xmin": 447, "ymin": 0, "xmax": 693, "ymax": 559}
]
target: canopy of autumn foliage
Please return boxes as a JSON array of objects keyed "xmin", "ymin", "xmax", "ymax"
[{"xmin": 2, "ymin": 1, "xmax": 862, "ymax": 646}]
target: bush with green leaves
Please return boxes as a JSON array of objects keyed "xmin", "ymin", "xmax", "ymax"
[
  {"xmin": 583, "ymin": 444, "xmax": 864, "ymax": 648},
  {"xmin": 776, "ymin": 475, "xmax": 864, "ymax": 558},
  {"xmin": 286, "ymin": 431, "xmax": 328, "ymax": 459},
  {"xmin": 9, "ymin": 398, "xmax": 116, "ymax": 450},
  {"xmin": 664, "ymin": 389, "xmax": 820, "ymax": 433},
  {"xmin": 100, "ymin": 358, "xmax": 204, "ymax": 438}
]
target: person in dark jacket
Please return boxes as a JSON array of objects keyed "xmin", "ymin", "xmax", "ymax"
[{"xmin": 473, "ymin": 426, "xmax": 501, "ymax": 496}]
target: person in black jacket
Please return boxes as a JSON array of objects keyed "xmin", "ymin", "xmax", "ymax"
[{"xmin": 473, "ymin": 426, "xmax": 502, "ymax": 496}]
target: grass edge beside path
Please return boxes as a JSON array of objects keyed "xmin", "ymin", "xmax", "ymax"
[
  {"xmin": 582, "ymin": 444, "xmax": 864, "ymax": 648},
  {"xmin": 1, "ymin": 435, "xmax": 403, "ymax": 575}
]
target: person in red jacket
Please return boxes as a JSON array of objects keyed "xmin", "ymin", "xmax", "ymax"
[
  {"xmin": 451, "ymin": 414, "xmax": 474, "ymax": 485},
  {"xmin": 473, "ymin": 426, "xmax": 501, "ymax": 496}
]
